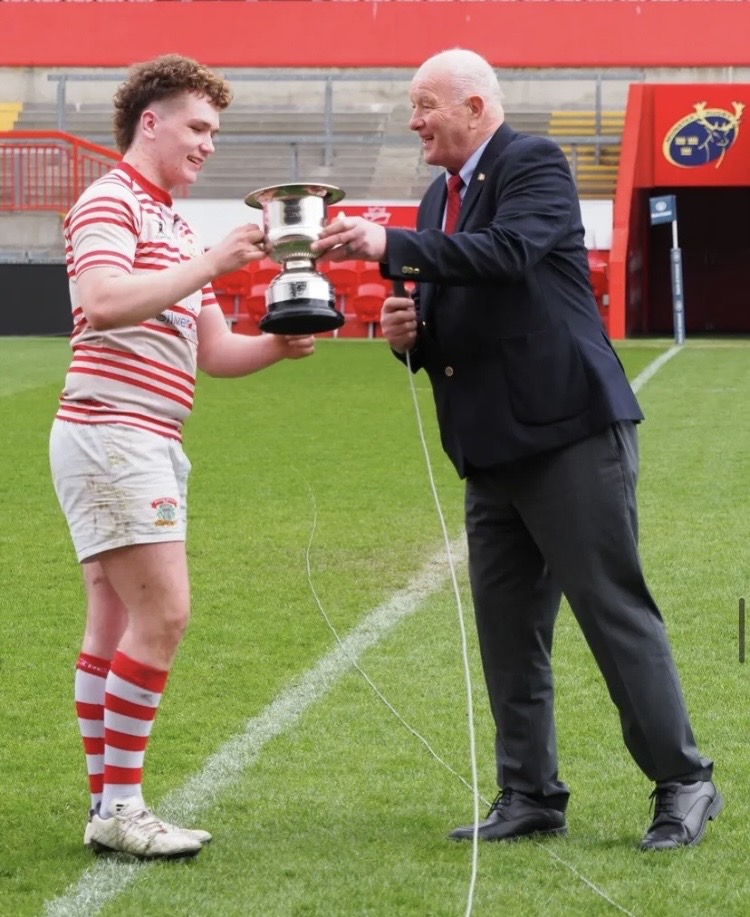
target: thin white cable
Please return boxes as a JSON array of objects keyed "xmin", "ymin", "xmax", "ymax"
[
  {"xmin": 300, "ymin": 337, "xmax": 652, "ymax": 917},
  {"xmin": 301, "ymin": 468, "xmax": 637, "ymax": 917},
  {"xmin": 402, "ymin": 350, "xmax": 638, "ymax": 917},
  {"xmin": 404, "ymin": 350, "xmax": 481, "ymax": 917},
  {"xmin": 464, "ymin": 785, "xmax": 637, "ymax": 917},
  {"xmin": 300, "ymin": 480, "xmax": 479, "ymax": 917},
  {"xmin": 301, "ymin": 484, "xmax": 476, "ymax": 800}
]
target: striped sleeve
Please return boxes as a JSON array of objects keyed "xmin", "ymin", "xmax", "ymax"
[
  {"xmin": 66, "ymin": 181, "xmax": 141, "ymax": 277},
  {"xmin": 178, "ymin": 222, "xmax": 217, "ymax": 310},
  {"xmin": 201, "ymin": 283, "xmax": 219, "ymax": 310}
]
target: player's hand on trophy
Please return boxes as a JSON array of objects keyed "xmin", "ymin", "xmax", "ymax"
[
  {"xmin": 277, "ymin": 334, "xmax": 316, "ymax": 359},
  {"xmin": 207, "ymin": 224, "xmax": 267, "ymax": 277},
  {"xmin": 312, "ymin": 215, "xmax": 387, "ymax": 262},
  {"xmin": 381, "ymin": 296, "xmax": 417, "ymax": 354}
]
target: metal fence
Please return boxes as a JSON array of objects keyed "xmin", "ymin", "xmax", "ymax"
[{"xmin": 0, "ymin": 131, "xmax": 119, "ymax": 212}]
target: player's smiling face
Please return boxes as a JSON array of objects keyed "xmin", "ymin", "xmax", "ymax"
[{"xmin": 143, "ymin": 92, "xmax": 220, "ymax": 191}]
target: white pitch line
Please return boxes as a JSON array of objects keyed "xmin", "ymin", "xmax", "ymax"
[
  {"xmin": 630, "ymin": 343, "xmax": 682, "ymax": 393},
  {"xmin": 43, "ymin": 538, "xmax": 467, "ymax": 917}
]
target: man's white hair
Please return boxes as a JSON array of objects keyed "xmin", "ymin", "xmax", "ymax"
[{"xmin": 418, "ymin": 48, "xmax": 505, "ymax": 113}]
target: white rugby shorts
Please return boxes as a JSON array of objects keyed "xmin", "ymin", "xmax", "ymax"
[{"xmin": 49, "ymin": 420, "xmax": 190, "ymax": 562}]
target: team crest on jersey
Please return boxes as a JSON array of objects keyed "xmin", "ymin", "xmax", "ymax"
[
  {"xmin": 151, "ymin": 497, "xmax": 178, "ymax": 527},
  {"xmin": 153, "ymin": 218, "xmax": 170, "ymax": 239},
  {"xmin": 663, "ymin": 101, "xmax": 744, "ymax": 168}
]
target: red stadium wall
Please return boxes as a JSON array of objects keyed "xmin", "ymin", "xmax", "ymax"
[
  {"xmin": 610, "ymin": 85, "xmax": 653, "ymax": 339},
  {"xmin": 611, "ymin": 84, "xmax": 750, "ymax": 337},
  {"xmin": 3, "ymin": 1, "xmax": 750, "ymax": 68},
  {"xmin": 328, "ymin": 203, "xmax": 416, "ymax": 230}
]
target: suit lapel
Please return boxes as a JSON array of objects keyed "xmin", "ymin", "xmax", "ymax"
[
  {"xmin": 418, "ymin": 124, "xmax": 516, "ymax": 323},
  {"xmin": 455, "ymin": 123, "xmax": 516, "ymax": 232}
]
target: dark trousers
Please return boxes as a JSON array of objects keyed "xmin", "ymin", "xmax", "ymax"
[{"xmin": 464, "ymin": 422, "xmax": 712, "ymax": 808}]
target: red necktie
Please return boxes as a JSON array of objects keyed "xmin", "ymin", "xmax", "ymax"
[{"xmin": 444, "ymin": 173, "xmax": 464, "ymax": 234}]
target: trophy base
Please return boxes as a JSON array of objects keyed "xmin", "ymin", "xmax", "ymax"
[{"xmin": 258, "ymin": 299, "xmax": 345, "ymax": 335}]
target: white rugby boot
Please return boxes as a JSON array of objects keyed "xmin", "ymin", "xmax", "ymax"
[
  {"xmin": 85, "ymin": 802, "xmax": 212, "ymax": 848},
  {"xmin": 84, "ymin": 797, "xmax": 202, "ymax": 858},
  {"xmin": 160, "ymin": 819, "xmax": 212, "ymax": 845}
]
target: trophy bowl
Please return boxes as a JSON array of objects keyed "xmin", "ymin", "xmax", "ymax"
[{"xmin": 244, "ymin": 182, "xmax": 347, "ymax": 335}]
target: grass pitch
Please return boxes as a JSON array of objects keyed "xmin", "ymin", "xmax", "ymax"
[{"xmin": 0, "ymin": 336, "xmax": 748, "ymax": 916}]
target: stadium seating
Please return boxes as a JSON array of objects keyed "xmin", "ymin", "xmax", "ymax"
[
  {"xmin": 10, "ymin": 99, "xmax": 624, "ymax": 201},
  {"xmin": 548, "ymin": 110, "xmax": 624, "ymax": 199},
  {"xmin": 352, "ymin": 282, "xmax": 387, "ymax": 338},
  {"xmin": 247, "ymin": 258, "xmax": 278, "ymax": 287},
  {"xmin": 2, "ymin": 71, "xmax": 626, "ymax": 335},
  {"xmin": 321, "ymin": 260, "xmax": 361, "ymax": 317},
  {"xmin": 0, "ymin": 102, "xmax": 22, "ymax": 131},
  {"xmin": 212, "ymin": 267, "xmax": 254, "ymax": 328},
  {"xmin": 13, "ymin": 102, "xmax": 396, "ymax": 200},
  {"xmin": 246, "ymin": 285, "xmax": 269, "ymax": 329},
  {"xmin": 357, "ymin": 266, "xmax": 388, "ymax": 290},
  {"xmin": 215, "ymin": 258, "xmax": 397, "ymax": 335},
  {"xmin": 587, "ymin": 249, "xmax": 610, "ymax": 325}
]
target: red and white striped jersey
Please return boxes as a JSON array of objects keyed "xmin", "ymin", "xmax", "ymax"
[{"xmin": 58, "ymin": 162, "xmax": 218, "ymax": 441}]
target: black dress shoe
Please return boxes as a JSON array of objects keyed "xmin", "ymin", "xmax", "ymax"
[
  {"xmin": 640, "ymin": 780, "xmax": 723, "ymax": 850},
  {"xmin": 449, "ymin": 788, "xmax": 567, "ymax": 842}
]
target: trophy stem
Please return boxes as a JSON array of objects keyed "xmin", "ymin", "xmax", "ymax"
[{"xmin": 244, "ymin": 182, "xmax": 347, "ymax": 335}]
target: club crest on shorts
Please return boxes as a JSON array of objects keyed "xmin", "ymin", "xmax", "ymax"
[{"xmin": 151, "ymin": 497, "xmax": 178, "ymax": 527}]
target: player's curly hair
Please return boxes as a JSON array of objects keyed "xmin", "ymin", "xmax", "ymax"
[{"xmin": 113, "ymin": 54, "xmax": 232, "ymax": 153}]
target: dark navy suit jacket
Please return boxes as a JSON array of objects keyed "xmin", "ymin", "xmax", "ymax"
[{"xmin": 381, "ymin": 123, "xmax": 643, "ymax": 477}]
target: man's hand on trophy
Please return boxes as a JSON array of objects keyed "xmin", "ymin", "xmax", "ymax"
[
  {"xmin": 312, "ymin": 216, "xmax": 386, "ymax": 262},
  {"xmin": 206, "ymin": 223, "xmax": 267, "ymax": 277}
]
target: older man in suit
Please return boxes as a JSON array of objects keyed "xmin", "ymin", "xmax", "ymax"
[{"xmin": 312, "ymin": 48, "xmax": 720, "ymax": 851}]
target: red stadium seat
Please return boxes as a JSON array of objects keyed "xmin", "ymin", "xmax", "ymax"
[
  {"xmin": 247, "ymin": 284, "xmax": 269, "ymax": 325},
  {"xmin": 355, "ymin": 277, "xmax": 389, "ymax": 299},
  {"xmin": 212, "ymin": 268, "xmax": 254, "ymax": 328},
  {"xmin": 214, "ymin": 293, "xmax": 236, "ymax": 318},
  {"xmin": 248, "ymin": 258, "xmax": 279, "ymax": 288},
  {"xmin": 358, "ymin": 266, "xmax": 387, "ymax": 288},
  {"xmin": 352, "ymin": 282, "xmax": 386, "ymax": 338},
  {"xmin": 587, "ymin": 250, "xmax": 609, "ymax": 325},
  {"xmin": 322, "ymin": 259, "xmax": 361, "ymax": 320}
]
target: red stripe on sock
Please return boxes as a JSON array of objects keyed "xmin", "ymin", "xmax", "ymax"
[
  {"xmin": 111, "ymin": 651, "xmax": 168, "ymax": 693},
  {"xmin": 76, "ymin": 701, "xmax": 104, "ymax": 720},
  {"xmin": 89, "ymin": 773, "xmax": 103, "ymax": 794},
  {"xmin": 104, "ymin": 728, "xmax": 149, "ymax": 752},
  {"xmin": 76, "ymin": 653, "xmax": 111, "ymax": 679},
  {"xmin": 104, "ymin": 692, "xmax": 159, "ymax": 721},
  {"xmin": 83, "ymin": 736, "xmax": 104, "ymax": 755},
  {"xmin": 104, "ymin": 765, "xmax": 143, "ymax": 786}
]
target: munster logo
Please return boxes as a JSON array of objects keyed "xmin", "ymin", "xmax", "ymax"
[{"xmin": 662, "ymin": 102, "xmax": 744, "ymax": 169}]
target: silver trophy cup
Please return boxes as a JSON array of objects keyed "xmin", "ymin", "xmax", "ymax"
[{"xmin": 244, "ymin": 182, "xmax": 346, "ymax": 334}]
